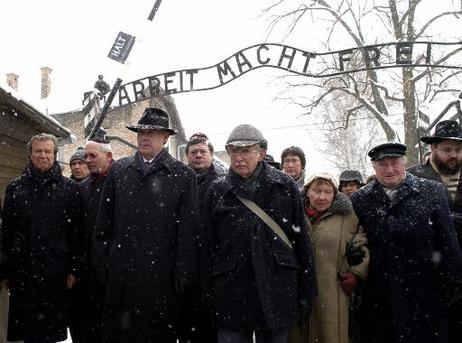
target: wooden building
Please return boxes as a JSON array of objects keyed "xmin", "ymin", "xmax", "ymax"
[{"xmin": 0, "ymin": 86, "xmax": 73, "ymax": 199}]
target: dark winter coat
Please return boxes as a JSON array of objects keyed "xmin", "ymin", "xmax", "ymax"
[
  {"xmin": 408, "ymin": 161, "xmax": 462, "ymax": 245},
  {"xmin": 351, "ymin": 173, "xmax": 462, "ymax": 343},
  {"xmin": 70, "ymin": 172, "xmax": 109, "ymax": 343},
  {"xmin": 407, "ymin": 161, "xmax": 462, "ymax": 340},
  {"xmin": 197, "ymin": 162, "xmax": 227, "ymax": 213},
  {"xmin": 94, "ymin": 150, "xmax": 199, "ymax": 342},
  {"xmin": 1, "ymin": 161, "xmax": 82, "ymax": 342},
  {"xmin": 203, "ymin": 161, "xmax": 317, "ymax": 331}
]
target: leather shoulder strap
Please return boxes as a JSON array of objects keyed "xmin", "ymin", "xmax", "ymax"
[{"xmin": 236, "ymin": 195, "xmax": 292, "ymax": 249}]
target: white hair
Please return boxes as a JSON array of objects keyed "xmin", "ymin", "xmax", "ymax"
[{"xmin": 85, "ymin": 140, "xmax": 112, "ymax": 153}]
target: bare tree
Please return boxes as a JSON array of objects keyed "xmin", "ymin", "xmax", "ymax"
[
  {"xmin": 264, "ymin": 0, "xmax": 462, "ymax": 165},
  {"xmin": 310, "ymin": 91, "xmax": 381, "ymax": 177}
]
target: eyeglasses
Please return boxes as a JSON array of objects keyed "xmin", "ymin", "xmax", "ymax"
[{"xmin": 227, "ymin": 146, "xmax": 259, "ymax": 157}]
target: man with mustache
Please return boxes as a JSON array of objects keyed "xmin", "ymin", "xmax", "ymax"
[{"xmin": 408, "ymin": 119, "xmax": 462, "ymax": 342}]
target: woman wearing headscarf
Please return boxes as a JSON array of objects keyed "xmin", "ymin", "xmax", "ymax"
[{"xmin": 303, "ymin": 173, "xmax": 369, "ymax": 343}]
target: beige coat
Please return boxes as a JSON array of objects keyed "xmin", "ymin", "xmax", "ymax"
[{"xmin": 308, "ymin": 193, "xmax": 369, "ymax": 343}]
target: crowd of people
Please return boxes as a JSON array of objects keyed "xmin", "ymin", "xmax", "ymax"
[{"xmin": 0, "ymin": 107, "xmax": 462, "ymax": 343}]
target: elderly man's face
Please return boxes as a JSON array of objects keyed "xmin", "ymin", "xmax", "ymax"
[
  {"xmin": 282, "ymin": 154, "xmax": 302, "ymax": 180},
  {"xmin": 227, "ymin": 144, "xmax": 264, "ymax": 178},
  {"xmin": 187, "ymin": 143, "xmax": 213, "ymax": 173},
  {"xmin": 137, "ymin": 129, "xmax": 169, "ymax": 160},
  {"xmin": 30, "ymin": 139, "xmax": 55, "ymax": 173},
  {"xmin": 431, "ymin": 140, "xmax": 462, "ymax": 175},
  {"xmin": 373, "ymin": 156, "xmax": 406, "ymax": 189},
  {"xmin": 85, "ymin": 141, "xmax": 112, "ymax": 175}
]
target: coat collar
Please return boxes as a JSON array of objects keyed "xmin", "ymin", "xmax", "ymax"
[
  {"xmin": 366, "ymin": 173, "xmax": 420, "ymax": 208},
  {"xmin": 222, "ymin": 161, "xmax": 285, "ymax": 196},
  {"xmin": 23, "ymin": 161, "xmax": 62, "ymax": 182},
  {"xmin": 129, "ymin": 150, "xmax": 176, "ymax": 175}
]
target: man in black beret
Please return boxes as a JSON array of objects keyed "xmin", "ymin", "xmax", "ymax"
[
  {"xmin": 94, "ymin": 107, "xmax": 200, "ymax": 342},
  {"xmin": 408, "ymin": 119, "xmax": 462, "ymax": 341},
  {"xmin": 351, "ymin": 141, "xmax": 462, "ymax": 343},
  {"xmin": 281, "ymin": 146, "xmax": 306, "ymax": 191}
]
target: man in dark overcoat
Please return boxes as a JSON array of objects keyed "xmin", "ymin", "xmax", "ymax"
[
  {"xmin": 351, "ymin": 142, "xmax": 462, "ymax": 343},
  {"xmin": 178, "ymin": 132, "xmax": 227, "ymax": 343},
  {"xmin": 203, "ymin": 124, "xmax": 317, "ymax": 343},
  {"xmin": 94, "ymin": 107, "xmax": 199, "ymax": 342},
  {"xmin": 408, "ymin": 120, "xmax": 462, "ymax": 340},
  {"xmin": 0, "ymin": 133, "xmax": 82, "ymax": 342},
  {"xmin": 69, "ymin": 137, "xmax": 114, "ymax": 343}
]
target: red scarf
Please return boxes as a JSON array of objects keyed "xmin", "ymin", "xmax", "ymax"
[{"xmin": 305, "ymin": 205, "xmax": 323, "ymax": 224}]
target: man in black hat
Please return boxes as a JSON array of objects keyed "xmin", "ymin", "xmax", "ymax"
[
  {"xmin": 351, "ymin": 142, "xmax": 462, "ymax": 343},
  {"xmin": 408, "ymin": 119, "xmax": 462, "ymax": 340},
  {"xmin": 338, "ymin": 170, "xmax": 364, "ymax": 198},
  {"xmin": 94, "ymin": 107, "xmax": 199, "ymax": 342}
]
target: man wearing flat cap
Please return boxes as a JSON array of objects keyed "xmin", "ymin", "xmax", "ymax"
[
  {"xmin": 408, "ymin": 119, "xmax": 462, "ymax": 341},
  {"xmin": 94, "ymin": 107, "xmax": 200, "ymax": 342},
  {"xmin": 351, "ymin": 142, "xmax": 462, "ymax": 343},
  {"xmin": 202, "ymin": 124, "xmax": 316, "ymax": 343}
]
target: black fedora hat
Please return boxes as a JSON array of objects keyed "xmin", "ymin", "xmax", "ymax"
[
  {"xmin": 420, "ymin": 120, "xmax": 462, "ymax": 144},
  {"xmin": 126, "ymin": 107, "xmax": 177, "ymax": 135}
]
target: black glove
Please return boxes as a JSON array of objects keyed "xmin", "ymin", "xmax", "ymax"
[{"xmin": 345, "ymin": 241, "xmax": 365, "ymax": 266}]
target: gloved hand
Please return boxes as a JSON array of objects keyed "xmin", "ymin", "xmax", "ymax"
[
  {"xmin": 339, "ymin": 272, "xmax": 359, "ymax": 295},
  {"xmin": 175, "ymin": 276, "xmax": 191, "ymax": 294},
  {"xmin": 345, "ymin": 241, "xmax": 365, "ymax": 266},
  {"xmin": 298, "ymin": 298, "xmax": 312, "ymax": 325}
]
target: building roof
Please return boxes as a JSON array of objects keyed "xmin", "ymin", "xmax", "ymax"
[{"xmin": 0, "ymin": 86, "xmax": 74, "ymax": 143}]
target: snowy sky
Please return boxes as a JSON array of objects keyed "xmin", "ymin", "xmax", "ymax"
[
  {"xmin": 1, "ymin": 0, "xmax": 459, "ymax": 176},
  {"xmin": 0, "ymin": 0, "xmax": 333, "ymax": 173}
]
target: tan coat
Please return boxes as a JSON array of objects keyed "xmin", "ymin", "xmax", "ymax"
[{"xmin": 308, "ymin": 193, "xmax": 369, "ymax": 343}]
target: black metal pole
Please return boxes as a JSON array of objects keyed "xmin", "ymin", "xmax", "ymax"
[
  {"xmin": 88, "ymin": 78, "xmax": 122, "ymax": 141},
  {"xmin": 147, "ymin": 0, "xmax": 162, "ymax": 21}
]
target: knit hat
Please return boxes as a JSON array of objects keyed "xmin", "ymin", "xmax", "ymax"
[
  {"xmin": 185, "ymin": 132, "xmax": 213, "ymax": 153},
  {"xmin": 281, "ymin": 146, "xmax": 306, "ymax": 169},
  {"xmin": 304, "ymin": 172, "xmax": 338, "ymax": 193},
  {"xmin": 70, "ymin": 147, "xmax": 86, "ymax": 164}
]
